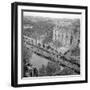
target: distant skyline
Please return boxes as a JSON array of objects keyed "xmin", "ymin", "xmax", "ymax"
[{"xmin": 23, "ymin": 11, "xmax": 81, "ymax": 19}]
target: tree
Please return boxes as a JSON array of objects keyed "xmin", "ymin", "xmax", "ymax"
[
  {"xmin": 46, "ymin": 62, "xmax": 57, "ymax": 76},
  {"xmin": 23, "ymin": 45, "xmax": 32, "ymax": 64},
  {"xmin": 39, "ymin": 65, "xmax": 46, "ymax": 76},
  {"xmin": 56, "ymin": 67, "xmax": 76, "ymax": 75},
  {"xmin": 23, "ymin": 44, "xmax": 33, "ymax": 77}
]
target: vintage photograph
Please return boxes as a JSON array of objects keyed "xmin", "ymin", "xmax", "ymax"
[
  {"xmin": 22, "ymin": 11, "xmax": 80, "ymax": 78},
  {"xmin": 11, "ymin": 2, "xmax": 87, "ymax": 87}
]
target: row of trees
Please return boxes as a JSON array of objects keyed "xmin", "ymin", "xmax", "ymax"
[
  {"xmin": 39, "ymin": 61, "xmax": 77, "ymax": 76},
  {"xmin": 39, "ymin": 62, "xmax": 60, "ymax": 76}
]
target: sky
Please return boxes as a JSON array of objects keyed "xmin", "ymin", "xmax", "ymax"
[{"xmin": 23, "ymin": 11, "xmax": 81, "ymax": 19}]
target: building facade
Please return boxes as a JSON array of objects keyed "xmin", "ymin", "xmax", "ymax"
[{"xmin": 53, "ymin": 26, "xmax": 71, "ymax": 48}]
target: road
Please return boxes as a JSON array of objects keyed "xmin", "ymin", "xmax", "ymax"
[{"xmin": 23, "ymin": 35, "xmax": 80, "ymax": 74}]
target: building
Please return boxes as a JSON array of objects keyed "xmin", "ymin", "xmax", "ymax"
[{"xmin": 53, "ymin": 24, "xmax": 72, "ymax": 48}]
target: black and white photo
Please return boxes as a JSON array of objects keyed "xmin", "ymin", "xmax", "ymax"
[
  {"xmin": 11, "ymin": 2, "xmax": 88, "ymax": 87},
  {"xmin": 22, "ymin": 11, "xmax": 80, "ymax": 77}
]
